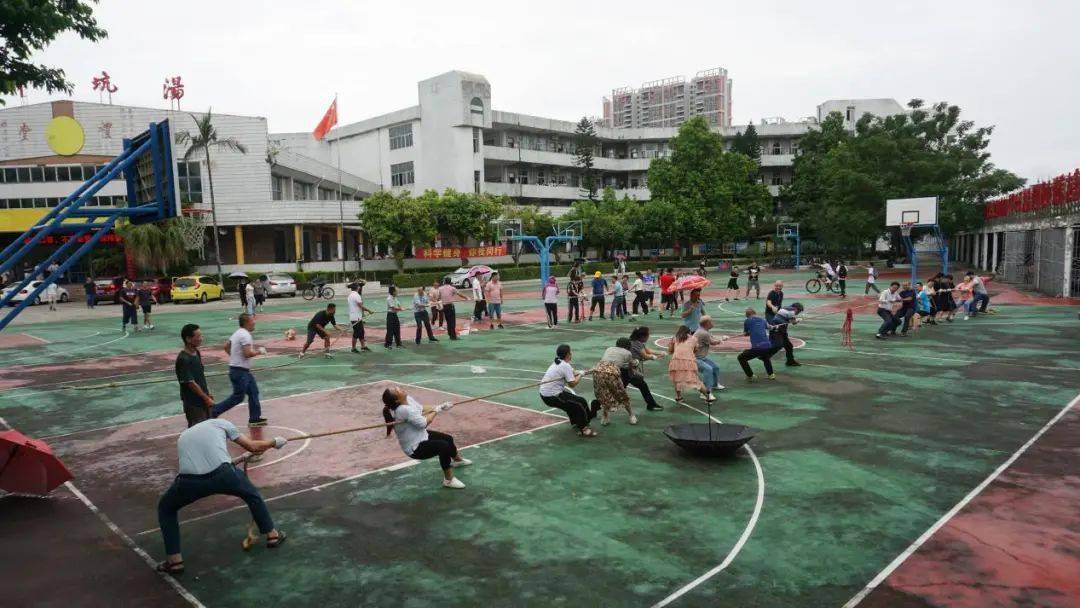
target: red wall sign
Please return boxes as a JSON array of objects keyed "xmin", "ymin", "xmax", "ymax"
[
  {"xmin": 415, "ymin": 245, "xmax": 507, "ymax": 260},
  {"xmin": 24, "ymin": 233, "xmax": 122, "ymax": 246}
]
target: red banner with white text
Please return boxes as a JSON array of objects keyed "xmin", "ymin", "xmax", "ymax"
[{"xmin": 415, "ymin": 245, "xmax": 507, "ymax": 260}]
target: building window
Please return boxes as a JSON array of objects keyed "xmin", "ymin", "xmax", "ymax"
[
  {"xmin": 470, "ymin": 97, "xmax": 484, "ymax": 115},
  {"xmin": 319, "ymin": 187, "xmax": 338, "ymax": 200},
  {"xmin": 271, "ymin": 175, "xmax": 284, "ymax": 201},
  {"xmin": 846, "ymin": 106, "xmax": 855, "ymax": 121},
  {"xmin": 771, "ymin": 174, "xmax": 783, "ymax": 186},
  {"xmin": 389, "ymin": 123, "xmax": 413, "ymax": 150},
  {"xmin": 790, "ymin": 141, "xmax": 799, "ymax": 155},
  {"xmin": 391, "ymin": 161, "xmax": 414, "ymax": 187},
  {"xmin": 176, "ymin": 161, "xmax": 203, "ymax": 204},
  {"xmin": 518, "ymin": 167, "xmax": 528, "ymax": 185},
  {"xmin": 473, "ymin": 127, "xmax": 480, "ymax": 154},
  {"xmin": 295, "ymin": 181, "xmax": 314, "ymax": 200},
  {"xmin": 772, "ymin": 141, "xmax": 783, "ymax": 155},
  {"xmin": 474, "ymin": 170, "xmax": 481, "ymax": 194}
]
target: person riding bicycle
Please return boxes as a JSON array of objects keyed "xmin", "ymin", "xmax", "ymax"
[{"xmin": 819, "ymin": 260, "xmax": 838, "ymax": 288}]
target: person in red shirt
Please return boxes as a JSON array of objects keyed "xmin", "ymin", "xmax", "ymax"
[{"xmin": 658, "ymin": 268, "xmax": 676, "ymax": 319}]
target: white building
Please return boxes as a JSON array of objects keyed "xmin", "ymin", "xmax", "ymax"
[
  {"xmin": 0, "ymin": 100, "xmax": 377, "ymax": 273},
  {"xmin": 603, "ymin": 68, "xmax": 733, "ymax": 129},
  {"xmin": 271, "ymin": 71, "xmax": 903, "ymax": 216}
]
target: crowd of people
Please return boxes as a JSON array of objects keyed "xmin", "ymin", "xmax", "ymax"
[{"xmin": 874, "ymin": 271, "xmax": 995, "ymax": 339}]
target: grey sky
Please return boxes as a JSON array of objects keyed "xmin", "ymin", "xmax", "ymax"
[{"xmin": 7, "ymin": 0, "xmax": 1078, "ymax": 182}]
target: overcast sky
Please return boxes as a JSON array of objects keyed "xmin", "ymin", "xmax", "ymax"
[{"xmin": 6, "ymin": 0, "xmax": 1078, "ymax": 182}]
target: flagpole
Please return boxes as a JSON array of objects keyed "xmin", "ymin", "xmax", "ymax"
[{"xmin": 334, "ymin": 94, "xmax": 347, "ymax": 276}]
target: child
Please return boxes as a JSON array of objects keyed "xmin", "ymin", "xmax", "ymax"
[
  {"xmin": 667, "ymin": 325, "xmax": 704, "ymax": 403},
  {"xmin": 865, "ymin": 262, "xmax": 880, "ymax": 294},
  {"xmin": 954, "ymin": 275, "xmax": 974, "ymax": 321},
  {"xmin": 915, "ymin": 281, "xmax": 934, "ymax": 329},
  {"xmin": 726, "ymin": 265, "xmax": 740, "ymax": 301}
]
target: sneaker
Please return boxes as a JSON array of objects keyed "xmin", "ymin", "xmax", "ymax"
[
  {"xmin": 361, "ymin": 346, "xmax": 372, "ymax": 351},
  {"xmin": 786, "ymin": 360, "xmax": 802, "ymax": 367},
  {"xmin": 443, "ymin": 478, "xmax": 466, "ymax": 489},
  {"xmin": 416, "ymin": 340, "xmax": 422, "ymax": 345},
  {"xmin": 149, "ymin": 325, "xmax": 155, "ymax": 330},
  {"xmin": 450, "ymin": 458, "xmax": 472, "ymax": 468},
  {"xmin": 628, "ymin": 415, "xmax": 638, "ymax": 425},
  {"xmin": 497, "ymin": 324, "xmax": 504, "ymax": 329},
  {"xmin": 768, "ymin": 373, "xmax": 777, "ymax": 380},
  {"xmin": 875, "ymin": 334, "xmax": 885, "ymax": 339},
  {"xmin": 746, "ymin": 376, "xmax": 756, "ymax": 383},
  {"xmin": 249, "ymin": 418, "xmax": 268, "ymax": 427},
  {"xmin": 324, "ymin": 352, "xmax": 333, "ymax": 359},
  {"xmin": 297, "ymin": 352, "xmax": 306, "ymax": 359},
  {"xmin": 963, "ymin": 315, "xmax": 969, "ymax": 320},
  {"xmin": 705, "ymin": 392, "xmax": 716, "ymax": 403},
  {"xmin": 646, "ymin": 404, "xmax": 664, "ymax": 411},
  {"xmin": 351, "ymin": 348, "xmax": 360, "ymax": 353},
  {"xmin": 384, "ymin": 345, "xmax": 393, "ymax": 350},
  {"xmin": 429, "ymin": 338, "xmax": 439, "ymax": 342},
  {"xmin": 716, "ymin": 384, "xmax": 726, "ymax": 391}
]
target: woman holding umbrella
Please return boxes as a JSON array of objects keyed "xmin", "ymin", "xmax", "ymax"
[{"xmin": 663, "ymin": 273, "xmax": 710, "ymax": 332}]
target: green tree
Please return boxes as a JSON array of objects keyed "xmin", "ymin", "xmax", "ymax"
[
  {"xmin": 574, "ymin": 117, "xmax": 598, "ymax": 201},
  {"xmin": 174, "ymin": 110, "xmax": 248, "ymax": 285},
  {"xmin": 563, "ymin": 188, "xmax": 634, "ymax": 259},
  {"xmin": 731, "ymin": 122, "xmax": 762, "ymax": 163},
  {"xmin": 628, "ymin": 198, "xmax": 677, "ymax": 259},
  {"xmin": 0, "ymin": 0, "xmax": 107, "ymax": 103},
  {"xmin": 432, "ymin": 189, "xmax": 504, "ymax": 246},
  {"xmin": 786, "ymin": 101, "xmax": 1024, "ymax": 254},
  {"xmin": 116, "ymin": 218, "xmax": 192, "ymax": 274},
  {"xmin": 358, "ymin": 191, "xmax": 437, "ymax": 271},
  {"xmin": 648, "ymin": 116, "xmax": 772, "ymax": 257}
]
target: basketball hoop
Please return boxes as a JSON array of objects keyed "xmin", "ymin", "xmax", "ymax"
[
  {"xmin": 179, "ymin": 208, "xmax": 210, "ymax": 252},
  {"xmin": 899, "ymin": 222, "xmax": 915, "ymax": 237}
]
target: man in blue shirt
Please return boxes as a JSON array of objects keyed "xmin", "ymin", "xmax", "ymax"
[
  {"xmin": 588, "ymin": 271, "xmax": 608, "ymax": 320},
  {"xmin": 737, "ymin": 308, "xmax": 780, "ymax": 381}
]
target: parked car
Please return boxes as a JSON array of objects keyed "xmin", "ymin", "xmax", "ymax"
[
  {"xmin": 2, "ymin": 281, "xmax": 69, "ymax": 306},
  {"xmin": 445, "ymin": 267, "xmax": 491, "ymax": 289},
  {"xmin": 135, "ymin": 277, "xmax": 173, "ymax": 302},
  {"xmin": 266, "ymin": 274, "xmax": 297, "ymax": 297},
  {"xmin": 171, "ymin": 275, "xmax": 225, "ymax": 303},
  {"xmin": 92, "ymin": 278, "xmax": 120, "ymax": 303}
]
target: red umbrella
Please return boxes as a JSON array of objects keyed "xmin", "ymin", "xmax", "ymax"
[
  {"xmin": 466, "ymin": 265, "xmax": 493, "ymax": 278},
  {"xmin": 664, "ymin": 275, "xmax": 711, "ymax": 294},
  {"xmin": 0, "ymin": 430, "xmax": 73, "ymax": 495}
]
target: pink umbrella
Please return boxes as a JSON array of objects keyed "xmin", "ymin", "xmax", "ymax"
[
  {"xmin": 664, "ymin": 274, "xmax": 711, "ymax": 295},
  {"xmin": 0, "ymin": 430, "xmax": 73, "ymax": 495},
  {"xmin": 466, "ymin": 265, "xmax": 493, "ymax": 278}
]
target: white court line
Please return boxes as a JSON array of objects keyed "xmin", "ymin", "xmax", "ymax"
[
  {"xmin": 2, "ymin": 331, "xmax": 126, "ymax": 365},
  {"xmin": 15, "ymin": 332, "xmax": 52, "ymax": 345},
  {"xmin": 0, "ymin": 416, "xmax": 202, "ymax": 607},
  {"xmin": 64, "ymin": 482, "xmax": 206, "ymax": 607},
  {"xmin": 841, "ymin": 390, "xmax": 1080, "ymax": 608},
  {"xmin": 134, "ymin": 418, "xmax": 568, "ymax": 537},
  {"xmin": 650, "ymin": 398, "xmax": 765, "ymax": 608}
]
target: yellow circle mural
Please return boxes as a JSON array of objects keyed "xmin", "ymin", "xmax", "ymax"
[{"xmin": 46, "ymin": 116, "xmax": 85, "ymax": 156}]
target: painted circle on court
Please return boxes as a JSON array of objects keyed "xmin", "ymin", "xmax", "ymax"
[
  {"xmin": 46, "ymin": 116, "xmax": 86, "ymax": 155},
  {"xmin": 654, "ymin": 334, "xmax": 805, "ymax": 352}
]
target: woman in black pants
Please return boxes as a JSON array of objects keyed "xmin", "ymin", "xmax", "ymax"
[
  {"xmin": 382, "ymin": 387, "xmax": 470, "ymax": 489},
  {"xmin": 384, "ymin": 285, "xmax": 403, "ymax": 349},
  {"xmin": 538, "ymin": 344, "xmax": 599, "ymax": 437}
]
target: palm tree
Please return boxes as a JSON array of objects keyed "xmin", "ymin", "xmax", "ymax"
[
  {"xmin": 175, "ymin": 109, "xmax": 248, "ymax": 286},
  {"xmin": 116, "ymin": 219, "xmax": 191, "ymax": 273}
]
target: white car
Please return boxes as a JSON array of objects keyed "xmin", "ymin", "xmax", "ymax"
[
  {"xmin": 266, "ymin": 274, "xmax": 297, "ymax": 297},
  {"xmin": 445, "ymin": 267, "xmax": 492, "ymax": 289},
  {"xmin": 2, "ymin": 280, "xmax": 69, "ymax": 306}
]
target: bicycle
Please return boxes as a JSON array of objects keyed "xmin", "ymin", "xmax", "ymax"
[
  {"xmin": 302, "ymin": 282, "xmax": 335, "ymax": 301},
  {"xmin": 805, "ymin": 271, "xmax": 842, "ymax": 294}
]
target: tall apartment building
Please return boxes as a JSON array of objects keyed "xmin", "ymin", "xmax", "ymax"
[{"xmin": 602, "ymin": 68, "xmax": 733, "ymax": 129}]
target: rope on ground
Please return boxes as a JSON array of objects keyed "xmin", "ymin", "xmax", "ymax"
[{"xmin": 281, "ymin": 368, "xmax": 596, "ymax": 442}]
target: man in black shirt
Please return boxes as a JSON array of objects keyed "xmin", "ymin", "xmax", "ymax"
[
  {"xmin": 176, "ymin": 323, "xmax": 216, "ymax": 427},
  {"xmin": 119, "ymin": 280, "xmax": 140, "ymax": 334},
  {"xmin": 300, "ymin": 303, "xmax": 340, "ymax": 358},
  {"xmin": 745, "ymin": 261, "xmax": 762, "ymax": 299},
  {"xmin": 765, "ymin": 281, "xmax": 784, "ymax": 324},
  {"xmin": 837, "ymin": 261, "xmax": 848, "ymax": 298}
]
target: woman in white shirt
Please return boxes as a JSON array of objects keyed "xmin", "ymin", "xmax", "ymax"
[
  {"xmin": 381, "ymin": 387, "xmax": 470, "ymax": 489},
  {"xmin": 538, "ymin": 344, "xmax": 598, "ymax": 437},
  {"xmin": 384, "ymin": 286, "xmax": 403, "ymax": 349},
  {"xmin": 542, "ymin": 276, "xmax": 559, "ymax": 328}
]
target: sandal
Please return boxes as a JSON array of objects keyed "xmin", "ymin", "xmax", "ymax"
[
  {"xmin": 156, "ymin": 560, "xmax": 185, "ymax": 575},
  {"xmin": 266, "ymin": 530, "xmax": 287, "ymax": 549}
]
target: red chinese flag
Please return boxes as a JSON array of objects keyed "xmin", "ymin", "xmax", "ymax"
[{"xmin": 312, "ymin": 98, "xmax": 338, "ymax": 141}]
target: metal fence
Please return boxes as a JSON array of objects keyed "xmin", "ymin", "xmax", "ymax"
[
  {"xmin": 1072, "ymin": 227, "xmax": 1080, "ymax": 297},
  {"xmin": 1001, "ymin": 230, "xmax": 1035, "ymax": 287},
  {"xmin": 1036, "ymin": 227, "xmax": 1066, "ymax": 297}
]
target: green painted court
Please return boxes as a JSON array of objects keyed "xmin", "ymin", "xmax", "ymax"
[{"xmin": 1, "ymin": 269, "xmax": 1077, "ymax": 608}]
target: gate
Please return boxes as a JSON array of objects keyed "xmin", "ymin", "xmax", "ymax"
[
  {"xmin": 1001, "ymin": 231, "xmax": 1036, "ymax": 286},
  {"xmin": 1036, "ymin": 228, "xmax": 1066, "ymax": 297}
]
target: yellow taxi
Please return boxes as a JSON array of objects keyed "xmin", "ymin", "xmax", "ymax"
[{"xmin": 171, "ymin": 275, "xmax": 225, "ymax": 304}]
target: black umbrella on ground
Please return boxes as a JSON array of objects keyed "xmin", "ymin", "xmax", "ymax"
[{"xmin": 663, "ymin": 399, "xmax": 759, "ymax": 457}]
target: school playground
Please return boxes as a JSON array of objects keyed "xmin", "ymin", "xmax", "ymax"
[{"xmin": 0, "ymin": 268, "xmax": 1077, "ymax": 608}]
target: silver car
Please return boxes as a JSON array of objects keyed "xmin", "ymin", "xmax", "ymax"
[
  {"xmin": 266, "ymin": 274, "xmax": 297, "ymax": 297},
  {"xmin": 2, "ymin": 280, "xmax": 69, "ymax": 305}
]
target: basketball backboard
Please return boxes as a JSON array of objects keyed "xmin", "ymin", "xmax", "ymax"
[
  {"xmin": 886, "ymin": 197, "xmax": 938, "ymax": 227},
  {"xmin": 125, "ymin": 120, "xmax": 178, "ymax": 225}
]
